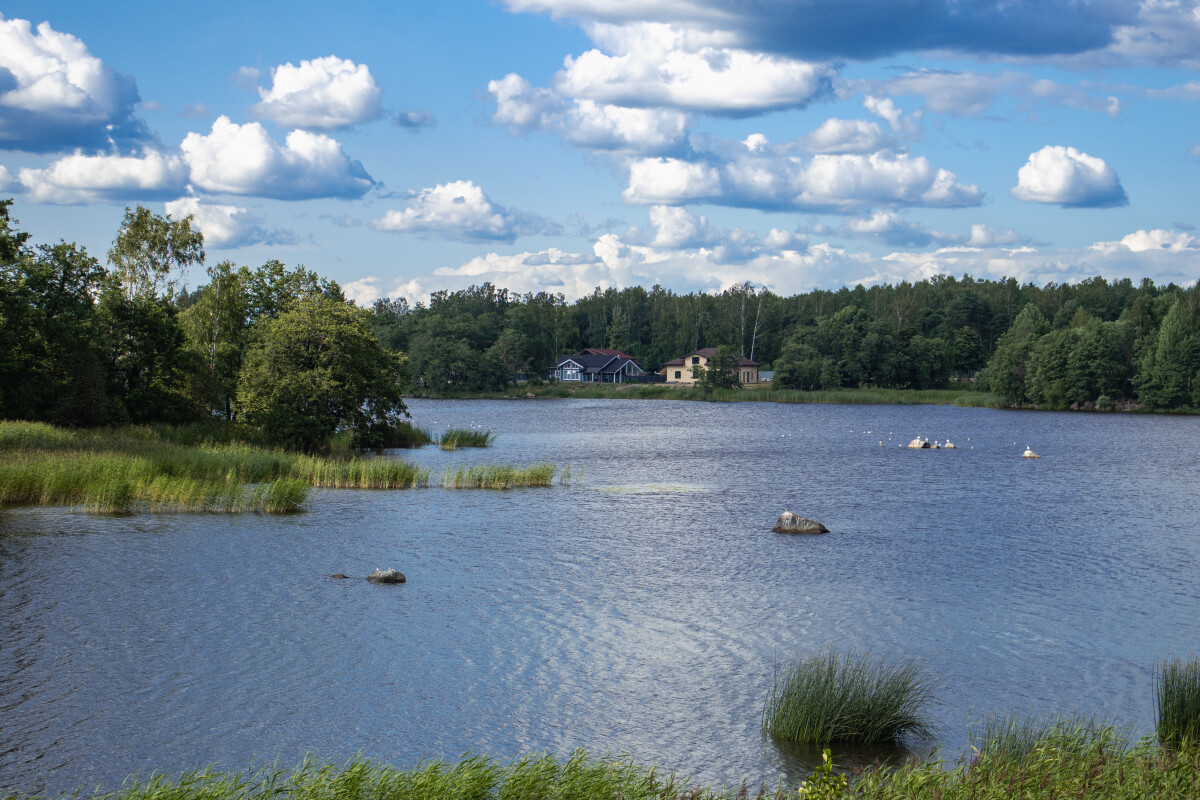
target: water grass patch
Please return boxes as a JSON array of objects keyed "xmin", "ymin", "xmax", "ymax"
[
  {"xmin": 1157, "ymin": 656, "xmax": 1200, "ymax": 749},
  {"xmin": 763, "ymin": 648, "xmax": 936, "ymax": 745},
  {"xmin": 438, "ymin": 427, "xmax": 495, "ymax": 450}
]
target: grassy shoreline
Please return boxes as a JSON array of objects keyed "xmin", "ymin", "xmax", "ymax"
[
  {"xmin": 6, "ymin": 739, "xmax": 1199, "ymax": 800},
  {"xmin": 0, "ymin": 421, "xmax": 557, "ymax": 514},
  {"xmin": 413, "ymin": 384, "xmax": 1014, "ymax": 409}
]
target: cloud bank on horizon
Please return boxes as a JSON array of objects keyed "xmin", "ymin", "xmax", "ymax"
[{"xmin": 0, "ymin": 1, "xmax": 1196, "ymax": 302}]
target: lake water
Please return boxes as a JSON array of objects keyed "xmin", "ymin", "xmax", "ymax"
[{"xmin": 2, "ymin": 398, "xmax": 1199, "ymax": 795}]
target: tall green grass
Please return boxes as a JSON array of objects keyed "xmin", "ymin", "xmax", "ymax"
[
  {"xmin": 0, "ymin": 421, "xmax": 560, "ymax": 513},
  {"xmin": 440, "ymin": 463, "xmax": 556, "ymax": 489},
  {"xmin": 968, "ymin": 713, "xmax": 1131, "ymax": 764},
  {"xmin": 763, "ymin": 649, "xmax": 936, "ymax": 745},
  {"xmin": 438, "ymin": 428, "xmax": 495, "ymax": 450},
  {"xmin": 1157, "ymin": 656, "xmax": 1200, "ymax": 749},
  {"xmin": 5, "ymin": 751, "xmax": 801, "ymax": 800}
]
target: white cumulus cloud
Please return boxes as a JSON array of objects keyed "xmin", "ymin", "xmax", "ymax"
[
  {"xmin": 180, "ymin": 116, "xmax": 373, "ymax": 199},
  {"xmin": 1012, "ymin": 145, "xmax": 1128, "ymax": 208},
  {"xmin": 799, "ymin": 118, "xmax": 888, "ymax": 154},
  {"xmin": 164, "ymin": 197, "xmax": 299, "ymax": 248},
  {"xmin": 370, "ymin": 180, "xmax": 560, "ymax": 242},
  {"xmin": 489, "ymin": 73, "xmax": 691, "ymax": 153},
  {"xmin": 19, "ymin": 149, "xmax": 187, "ymax": 204},
  {"xmin": 252, "ymin": 56, "xmax": 382, "ymax": 130},
  {"xmin": 0, "ymin": 14, "xmax": 148, "ymax": 152},
  {"xmin": 624, "ymin": 150, "xmax": 982, "ymax": 212},
  {"xmin": 554, "ymin": 22, "xmax": 834, "ymax": 115}
]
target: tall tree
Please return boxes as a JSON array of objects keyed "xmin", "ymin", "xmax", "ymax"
[{"xmin": 107, "ymin": 205, "xmax": 205, "ymax": 300}]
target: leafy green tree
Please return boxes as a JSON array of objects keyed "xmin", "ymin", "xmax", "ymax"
[
  {"xmin": 179, "ymin": 261, "xmax": 251, "ymax": 419},
  {"xmin": 1135, "ymin": 297, "xmax": 1199, "ymax": 409},
  {"xmin": 108, "ymin": 205, "xmax": 205, "ymax": 300},
  {"xmin": 237, "ymin": 296, "xmax": 408, "ymax": 452},
  {"xmin": 988, "ymin": 303, "xmax": 1050, "ymax": 404},
  {"xmin": 694, "ymin": 345, "xmax": 741, "ymax": 390},
  {"xmin": 95, "ymin": 275, "xmax": 200, "ymax": 423},
  {"xmin": 950, "ymin": 326, "xmax": 983, "ymax": 374}
]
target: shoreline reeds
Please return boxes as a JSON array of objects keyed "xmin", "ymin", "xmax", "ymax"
[
  {"xmin": 0, "ymin": 421, "xmax": 561, "ymax": 514},
  {"xmin": 763, "ymin": 649, "xmax": 936, "ymax": 745},
  {"xmin": 1157, "ymin": 656, "xmax": 1200, "ymax": 749}
]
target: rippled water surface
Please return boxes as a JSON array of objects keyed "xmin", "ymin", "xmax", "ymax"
[{"xmin": 2, "ymin": 399, "xmax": 1199, "ymax": 794}]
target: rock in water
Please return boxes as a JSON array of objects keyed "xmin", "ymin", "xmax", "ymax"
[
  {"xmin": 772, "ymin": 510, "xmax": 830, "ymax": 534},
  {"xmin": 1022, "ymin": 447, "xmax": 1041, "ymax": 459},
  {"xmin": 367, "ymin": 568, "xmax": 407, "ymax": 584},
  {"xmin": 330, "ymin": 573, "xmax": 349, "ymax": 579}
]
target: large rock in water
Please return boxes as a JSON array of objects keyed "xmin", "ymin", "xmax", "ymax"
[
  {"xmin": 772, "ymin": 510, "xmax": 830, "ymax": 534},
  {"xmin": 367, "ymin": 568, "xmax": 407, "ymax": 584}
]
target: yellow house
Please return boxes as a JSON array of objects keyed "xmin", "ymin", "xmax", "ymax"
[{"xmin": 662, "ymin": 347, "xmax": 760, "ymax": 385}]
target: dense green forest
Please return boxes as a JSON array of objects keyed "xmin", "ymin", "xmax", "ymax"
[{"xmin": 3, "ymin": 199, "xmax": 1199, "ymax": 446}]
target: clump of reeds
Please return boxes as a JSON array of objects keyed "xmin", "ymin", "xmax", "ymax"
[
  {"xmin": 969, "ymin": 713, "xmax": 1131, "ymax": 765},
  {"xmin": 438, "ymin": 427, "xmax": 495, "ymax": 450},
  {"xmin": 440, "ymin": 463, "xmax": 556, "ymax": 489},
  {"xmin": 1157, "ymin": 656, "xmax": 1200, "ymax": 749},
  {"xmin": 762, "ymin": 648, "xmax": 936, "ymax": 745},
  {"xmin": 288, "ymin": 455, "xmax": 432, "ymax": 489}
]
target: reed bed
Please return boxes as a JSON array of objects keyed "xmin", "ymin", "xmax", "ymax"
[
  {"xmin": 440, "ymin": 463, "xmax": 556, "ymax": 489},
  {"xmin": 288, "ymin": 455, "xmax": 431, "ymax": 489},
  {"xmin": 968, "ymin": 713, "xmax": 1131, "ymax": 764},
  {"xmin": 0, "ymin": 421, "xmax": 562, "ymax": 513},
  {"xmin": 763, "ymin": 649, "xmax": 936, "ymax": 745},
  {"xmin": 438, "ymin": 427, "xmax": 496, "ymax": 450},
  {"xmin": 3, "ymin": 750, "xmax": 805, "ymax": 800},
  {"xmin": 1157, "ymin": 656, "xmax": 1200, "ymax": 749}
]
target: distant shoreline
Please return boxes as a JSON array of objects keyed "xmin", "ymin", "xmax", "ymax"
[{"xmin": 404, "ymin": 384, "xmax": 1188, "ymax": 414}]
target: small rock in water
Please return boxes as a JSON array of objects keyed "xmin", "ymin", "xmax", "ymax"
[
  {"xmin": 330, "ymin": 573, "xmax": 350, "ymax": 579},
  {"xmin": 772, "ymin": 510, "xmax": 830, "ymax": 535},
  {"xmin": 367, "ymin": 568, "xmax": 407, "ymax": 584},
  {"xmin": 525, "ymin": 392, "xmax": 536, "ymax": 399}
]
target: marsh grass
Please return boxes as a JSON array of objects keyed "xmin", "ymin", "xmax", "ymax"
[
  {"xmin": 438, "ymin": 428, "xmax": 495, "ymax": 450},
  {"xmin": 968, "ymin": 713, "xmax": 1131, "ymax": 765},
  {"xmin": 20, "ymin": 751, "xmax": 802, "ymax": 800},
  {"xmin": 763, "ymin": 649, "xmax": 936, "ymax": 745},
  {"xmin": 845, "ymin": 736, "xmax": 1200, "ymax": 799},
  {"xmin": 0, "ymin": 421, "xmax": 559, "ymax": 513},
  {"xmin": 1157, "ymin": 656, "xmax": 1200, "ymax": 749},
  {"xmin": 440, "ymin": 463, "xmax": 556, "ymax": 489}
]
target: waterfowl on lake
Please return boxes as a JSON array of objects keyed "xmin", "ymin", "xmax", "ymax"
[{"xmin": 1022, "ymin": 446, "xmax": 1041, "ymax": 459}]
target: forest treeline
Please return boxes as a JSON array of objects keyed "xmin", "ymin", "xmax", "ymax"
[{"xmin": 4, "ymin": 200, "xmax": 1200, "ymax": 446}]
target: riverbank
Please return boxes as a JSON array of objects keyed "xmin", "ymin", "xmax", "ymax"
[
  {"xmin": 7, "ymin": 740, "xmax": 1197, "ymax": 800},
  {"xmin": 0, "ymin": 421, "xmax": 559, "ymax": 513}
]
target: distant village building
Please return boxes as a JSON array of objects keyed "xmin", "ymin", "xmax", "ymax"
[
  {"xmin": 662, "ymin": 348, "xmax": 760, "ymax": 385},
  {"xmin": 553, "ymin": 348, "xmax": 645, "ymax": 383}
]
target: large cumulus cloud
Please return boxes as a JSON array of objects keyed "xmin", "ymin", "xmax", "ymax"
[
  {"xmin": 1011, "ymin": 145, "xmax": 1128, "ymax": 208},
  {"xmin": 251, "ymin": 56, "xmax": 383, "ymax": 130},
  {"xmin": 0, "ymin": 15, "xmax": 151, "ymax": 152}
]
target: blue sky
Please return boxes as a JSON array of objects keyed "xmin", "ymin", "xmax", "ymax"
[{"xmin": 1, "ymin": 0, "xmax": 1198, "ymax": 303}]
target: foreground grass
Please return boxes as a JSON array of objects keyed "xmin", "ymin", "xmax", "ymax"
[
  {"xmin": 0, "ymin": 421, "xmax": 558, "ymax": 513},
  {"xmin": 8, "ymin": 742, "xmax": 1200, "ymax": 800},
  {"xmin": 763, "ymin": 649, "xmax": 936, "ymax": 745},
  {"xmin": 1, "ymin": 751, "xmax": 800, "ymax": 800}
]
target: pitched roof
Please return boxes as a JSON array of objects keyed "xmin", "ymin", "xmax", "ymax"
[
  {"xmin": 582, "ymin": 347, "xmax": 639, "ymax": 365},
  {"xmin": 555, "ymin": 351, "xmax": 643, "ymax": 374},
  {"xmin": 667, "ymin": 347, "xmax": 760, "ymax": 367}
]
